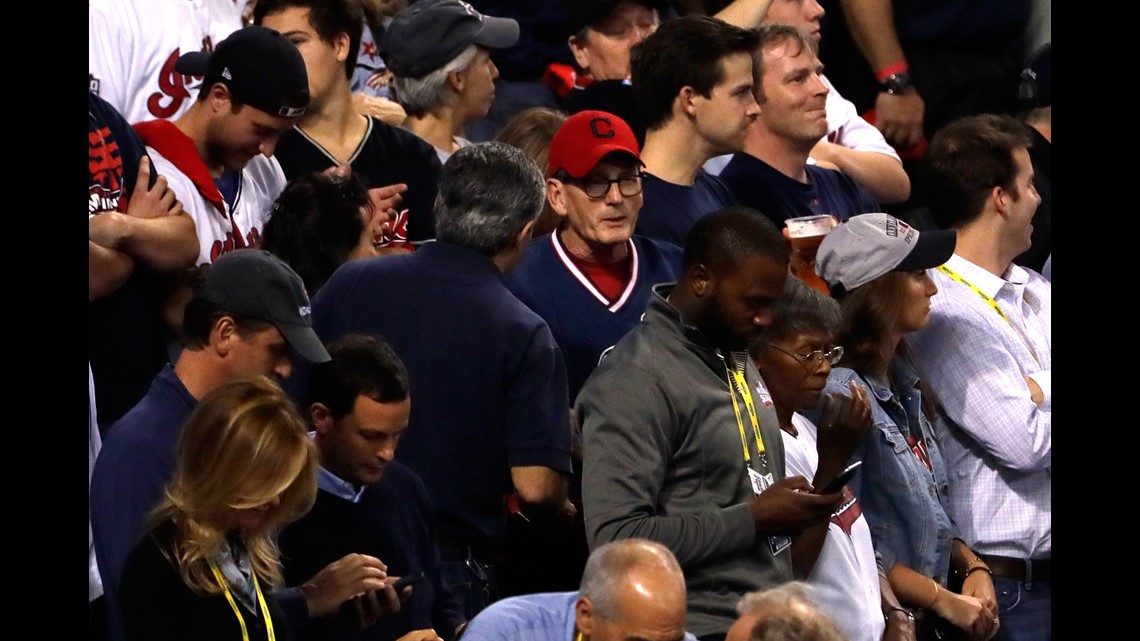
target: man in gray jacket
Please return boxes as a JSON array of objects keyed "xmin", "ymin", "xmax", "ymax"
[{"xmin": 577, "ymin": 206, "xmax": 844, "ymax": 641}]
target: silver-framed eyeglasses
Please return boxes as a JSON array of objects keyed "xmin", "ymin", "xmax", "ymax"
[
  {"xmin": 563, "ymin": 173, "xmax": 644, "ymax": 199},
  {"xmin": 766, "ymin": 344, "xmax": 844, "ymax": 370}
]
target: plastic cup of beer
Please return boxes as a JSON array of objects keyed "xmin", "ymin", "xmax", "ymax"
[{"xmin": 784, "ymin": 215, "xmax": 837, "ymax": 293}]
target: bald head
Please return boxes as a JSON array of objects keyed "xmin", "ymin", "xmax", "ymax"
[{"xmin": 576, "ymin": 539, "xmax": 688, "ymax": 641}]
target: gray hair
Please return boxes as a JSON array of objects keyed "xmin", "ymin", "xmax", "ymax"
[
  {"xmin": 391, "ymin": 45, "xmax": 478, "ymax": 117},
  {"xmin": 736, "ymin": 582, "xmax": 845, "ymax": 641},
  {"xmin": 751, "ymin": 275, "xmax": 842, "ymax": 357},
  {"xmin": 579, "ymin": 539, "xmax": 683, "ymax": 619},
  {"xmin": 433, "ymin": 141, "xmax": 546, "ymax": 256}
]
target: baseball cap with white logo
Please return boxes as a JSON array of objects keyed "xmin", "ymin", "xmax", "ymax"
[
  {"xmin": 815, "ymin": 213, "xmax": 957, "ymax": 297},
  {"xmin": 195, "ymin": 249, "xmax": 330, "ymax": 363},
  {"xmin": 176, "ymin": 26, "xmax": 310, "ymax": 118}
]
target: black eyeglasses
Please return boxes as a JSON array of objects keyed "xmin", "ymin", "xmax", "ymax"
[
  {"xmin": 561, "ymin": 173, "xmax": 645, "ymax": 199},
  {"xmin": 766, "ymin": 344, "xmax": 844, "ymax": 371}
]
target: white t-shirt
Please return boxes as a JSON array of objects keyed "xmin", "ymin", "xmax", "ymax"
[
  {"xmin": 820, "ymin": 75, "xmax": 900, "ymax": 161},
  {"xmin": 783, "ymin": 413, "xmax": 885, "ymax": 641}
]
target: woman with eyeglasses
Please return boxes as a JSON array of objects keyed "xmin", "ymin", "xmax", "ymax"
[
  {"xmin": 750, "ymin": 275, "xmax": 919, "ymax": 641},
  {"xmin": 813, "ymin": 214, "xmax": 999, "ymax": 641},
  {"xmin": 119, "ymin": 377, "xmax": 319, "ymax": 641}
]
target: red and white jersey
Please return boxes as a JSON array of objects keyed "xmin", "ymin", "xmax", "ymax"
[
  {"xmin": 135, "ymin": 120, "xmax": 285, "ymax": 266},
  {"xmin": 89, "ymin": 0, "xmax": 243, "ymax": 125}
]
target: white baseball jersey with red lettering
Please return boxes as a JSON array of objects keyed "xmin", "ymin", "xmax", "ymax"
[
  {"xmin": 89, "ymin": 0, "xmax": 243, "ymax": 125},
  {"xmin": 150, "ymin": 148, "xmax": 285, "ymax": 266}
]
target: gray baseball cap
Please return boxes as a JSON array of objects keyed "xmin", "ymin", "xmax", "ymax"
[
  {"xmin": 196, "ymin": 250, "xmax": 330, "ymax": 363},
  {"xmin": 381, "ymin": 0, "xmax": 519, "ymax": 79},
  {"xmin": 815, "ymin": 213, "xmax": 956, "ymax": 297}
]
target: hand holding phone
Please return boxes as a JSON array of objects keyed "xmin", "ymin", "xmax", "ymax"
[
  {"xmin": 819, "ymin": 460, "xmax": 862, "ymax": 495},
  {"xmin": 392, "ymin": 572, "xmax": 427, "ymax": 592}
]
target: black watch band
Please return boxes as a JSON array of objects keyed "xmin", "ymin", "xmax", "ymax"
[{"xmin": 879, "ymin": 72, "xmax": 915, "ymax": 95}]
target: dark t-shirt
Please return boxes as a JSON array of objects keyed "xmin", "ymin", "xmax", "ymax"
[
  {"xmin": 719, "ymin": 152, "xmax": 880, "ymax": 227},
  {"xmin": 273, "ymin": 117, "xmax": 443, "ymax": 243},
  {"xmin": 893, "ymin": 0, "xmax": 1030, "ymax": 44},
  {"xmin": 635, "ymin": 171, "xmax": 737, "ymax": 247}
]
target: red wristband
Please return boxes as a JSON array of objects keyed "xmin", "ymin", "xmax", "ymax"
[{"xmin": 875, "ymin": 61, "xmax": 909, "ymax": 83}]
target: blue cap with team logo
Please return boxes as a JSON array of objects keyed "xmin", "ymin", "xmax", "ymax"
[
  {"xmin": 176, "ymin": 26, "xmax": 310, "ymax": 118},
  {"xmin": 196, "ymin": 250, "xmax": 330, "ymax": 363}
]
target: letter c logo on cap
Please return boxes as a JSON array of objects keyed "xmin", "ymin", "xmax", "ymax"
[{"xmin": 590, "ymin": 117, "xmax": 615, "ymax": 139}]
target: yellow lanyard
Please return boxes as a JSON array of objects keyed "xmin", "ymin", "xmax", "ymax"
[
  {"xmin": 937, "ymin": 264, "xmax": 1040, "ymax": 364},
  {"xmin": 937, "ymin": 265, "xmax": 1008, "ymax": 323},
  {"xmin": 725, "ymin": 364, "xmax": 766, "ymax": 463},
  {"xmin": 208, "ymin": 559, "xmax": 276, "ymax": 641}
]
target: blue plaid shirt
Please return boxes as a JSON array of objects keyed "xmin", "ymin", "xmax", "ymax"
[{"xmin": 909, "ymin": 255, "xmax": 1051, "ymax": 559}]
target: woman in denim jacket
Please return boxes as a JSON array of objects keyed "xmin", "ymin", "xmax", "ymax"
[{"xmin": 813, "ymin": 214, "xmax": 999, "ymax": 641}]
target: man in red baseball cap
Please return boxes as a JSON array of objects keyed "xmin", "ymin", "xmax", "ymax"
[
  {"xmin": 502, "ymin": 109, "xmax": 683, "ymax": 594},
  {"xmin": 507, "ymin": 109, "xmax": 682, "ymax": 404}
]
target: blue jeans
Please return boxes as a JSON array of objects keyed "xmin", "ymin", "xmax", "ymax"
[
  {"xmin": 991, "ymin": 576, "xmax": 1051, "ymax": 641},
  {"xmin": 437, "ymin": 547, "xmax": 498, "ymax": 621}
]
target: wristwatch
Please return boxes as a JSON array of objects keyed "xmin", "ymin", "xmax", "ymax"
[{"xmin": 879, "ymin": 72, "xmax": 915, "ymax": 95}]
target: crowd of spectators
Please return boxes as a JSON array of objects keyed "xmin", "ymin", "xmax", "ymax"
[{"xmin": 89, "ymin": 2, "xmax": 1051, "ymax": 641}]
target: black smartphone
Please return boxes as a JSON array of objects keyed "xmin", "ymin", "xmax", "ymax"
[
  {"xmin": 392, "ymin": 571, "xmax": 427, "ymax": 591},
  {"xmin": 820, "ymin": 461, "xmax": 862, "ymax": 494}
]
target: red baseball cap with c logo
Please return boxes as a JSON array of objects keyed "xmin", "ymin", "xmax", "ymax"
[{"xmin": 548, "ymin": 110, "xmax": 644, "ymax": 178}]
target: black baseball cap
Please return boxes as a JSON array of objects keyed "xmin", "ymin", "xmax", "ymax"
[
  {"xmin": 176, "ymin": 26, "xmax": 310, "ymax": 118},
  {"xmin": 564, "ymin": 0, "xmax": 670, "ymax": 34},
  {"xmin": 196, "ymin": 250, "xmax": 330, "ymax": 363},
  {"xmin": 381, "ymin": 0, "xmax": 519, "ymax": 79}
]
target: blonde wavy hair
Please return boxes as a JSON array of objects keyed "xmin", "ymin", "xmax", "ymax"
[{"xmin": 149, "ymin": 376, "xmax": 318, "ymax": 595}]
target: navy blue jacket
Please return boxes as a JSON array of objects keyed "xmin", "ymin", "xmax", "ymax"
[{"xmin": 308, "ymin": 242, "xmax": 574, "ymax": 552}]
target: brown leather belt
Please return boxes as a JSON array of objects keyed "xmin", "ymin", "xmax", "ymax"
[{"xmin": 978, "ymin": 554, "xmax": 1051, "ymax": 582}]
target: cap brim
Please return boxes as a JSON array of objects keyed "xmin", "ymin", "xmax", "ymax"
[
  {"xmin": 474, "ymin": 16, "xmax": 520, "ymax": 49},
  {"xmin": 174, "ymin": 50, "xmax": 211, "ymax": 76},
  {"xmin": 562, "ymin": 146, "xmax": 644, "ymax": 178},
  {"xmin": 278, "ymin": 324, "xmax": 331, "ymax": 363},
  {"xmin": 895, "ymin": 228, "xmax": 956, "ymax": 272}
]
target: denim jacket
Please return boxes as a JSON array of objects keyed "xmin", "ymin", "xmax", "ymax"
[{"xmin": 823, "ymin": 361, "xmax": 958, "ymax": 585}]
